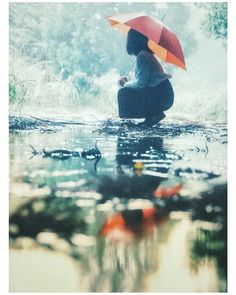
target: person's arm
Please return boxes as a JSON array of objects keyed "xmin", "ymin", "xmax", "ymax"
[{"xmin": 124, "ymin": 51, "xmax": 151, "ymax": 88}]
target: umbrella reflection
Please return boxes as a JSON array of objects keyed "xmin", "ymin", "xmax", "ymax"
[
  {"xmin": 100, "ymin": 207, "xmax": 167, "ymax": 242},
  {"xmin": 98, "ymin": 135, "xmax": 183, "ymax": 203}
]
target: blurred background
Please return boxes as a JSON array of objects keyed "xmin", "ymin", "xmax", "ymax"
[{"xmin": 9, "ymin": 2, "xmax": 227, "ymax": 122}]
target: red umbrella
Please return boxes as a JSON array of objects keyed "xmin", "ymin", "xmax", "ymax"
[{"xmin": 105, "ymin": 13, "xmax": 186, "ymax": 70}]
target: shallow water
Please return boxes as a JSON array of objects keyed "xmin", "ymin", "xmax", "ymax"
[{"xmin": 9, "ymin": 120, "xmax": 227, "ymax": 292}]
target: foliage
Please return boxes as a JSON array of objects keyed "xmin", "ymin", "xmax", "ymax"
[
  {"xmin": 9, "ymin": 75, "xmax": 29, "ymax": 111},
  {"xmin": 9, "ymin": 82, "xmax": 17, "ymax": 102},
  {"xmin": 196, "ymin": 3, "xmax": 227, "ymax": 44},
  {"xmin": 9, "ymin": 3, "xmax": 196, "ymax": 105}
]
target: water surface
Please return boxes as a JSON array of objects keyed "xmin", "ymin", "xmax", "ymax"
[{"xmin": 9, "ymin": 120, "xmax": 227, "ymax": 292}]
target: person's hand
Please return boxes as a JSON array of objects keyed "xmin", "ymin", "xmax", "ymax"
[{"xmin": 118, "ymin": 76, "xmax": 128, "ymax": 86}]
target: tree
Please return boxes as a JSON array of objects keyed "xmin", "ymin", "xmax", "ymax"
[{"xmin": 196, "ymin": 3, "xmax": 227, "ymax": 45}]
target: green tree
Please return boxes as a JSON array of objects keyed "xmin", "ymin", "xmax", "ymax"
[{"xmin": 196, "ymin": 3, "xmax": 227, "ymax": 44}]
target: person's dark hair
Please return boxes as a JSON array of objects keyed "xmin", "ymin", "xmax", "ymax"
[{"xmin": 126, "ymin": 29, "xmax": 153, "ymax": 56}]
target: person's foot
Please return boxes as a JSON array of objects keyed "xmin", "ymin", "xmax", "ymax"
[{"xmin": 144, "ymin": 112, "xmax": 166, "ymax": 126}]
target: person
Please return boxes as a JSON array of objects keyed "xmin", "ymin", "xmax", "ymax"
[{"xmin": 117, "ymin": 29, "xmax": 174, "ymax": 126}]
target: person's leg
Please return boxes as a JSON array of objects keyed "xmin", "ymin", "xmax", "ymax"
[
  {"xmin": 158, "ymin": 79, "xmax": 174, "ymax": 111},
  {"xmin": 143, "ymin": 80, "xmax": 174, "ymax": 125},
  {"xmin": 117, "ymin": 80, "xmax": 174, "ymax": 121},
  {"xmin": 117, "ymin": 87, "xmax": 146, "ymax": 118},
  {"xmin": 117, "ymin": 87, "xmax": 132, "ymax": 118}
]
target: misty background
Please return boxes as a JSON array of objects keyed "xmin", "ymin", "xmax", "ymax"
[{"xmin": 9, "ymin": 2, "xmax": 227, "ymax": 122}]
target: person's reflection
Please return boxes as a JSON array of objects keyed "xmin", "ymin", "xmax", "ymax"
[
  {"xmin": 116, "ymin": 136, "xmax": 168, "ymax": 177},
  {"xmin": 98, "ymin": 136, "xmax": 169, "ymax": 200}
]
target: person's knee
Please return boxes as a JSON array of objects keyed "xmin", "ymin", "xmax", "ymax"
[
  {"xmin": 162, "ymin": 93, "xmax": 174, "ymax": 111},
  {"xmin": 118, "ymin": 87, "xmax": 134, "ymax": 104},
  {"xmin": 118, "ymin": 87, "xmax": 131, "ymax": 97},
  {"xmin": 167, "ymin": 85, "xmax": 174, "ymax": 107}
]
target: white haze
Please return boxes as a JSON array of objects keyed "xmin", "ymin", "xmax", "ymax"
[{"xmin": 9, "ymin": 3, "xmax": 227, "ymax": 123}]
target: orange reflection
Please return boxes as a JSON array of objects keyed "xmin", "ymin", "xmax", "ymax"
[
  {"xmin": 100, "ymin": 207, "xmax": 163, "ymax": 242},
  {"xmin": 153, "ymin": 183, "xmax": 183, "ymax": 198}
]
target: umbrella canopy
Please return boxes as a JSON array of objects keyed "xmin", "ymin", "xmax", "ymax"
[{"xmin": 105, "ymin": 13, "xmax": 186, "ymax": 70}]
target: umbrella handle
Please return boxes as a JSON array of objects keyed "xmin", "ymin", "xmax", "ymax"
[
  {"xmin": 161, "ymin": 14, "xmax": 166, "ymax": 22},
  {"xmin": 124, "ymin": 60, "xmax": 136, "ymax": 77}
]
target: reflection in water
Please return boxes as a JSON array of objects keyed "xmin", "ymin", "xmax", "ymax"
[
  {"xmin": 189, "ymin": 184, "xmax": 227, "ymax": 291},
  {"xmin": 9, "ymin": 196, "xmax": 166, "ymax": 291},
  {"xmin": 116, "ymin": 136, "xmax": 174, "ymax": 177},
  {"xmin": 9, "ymin": 126, "xmax": 227, "ymax": 292},
  {"xmin": 9, "ymin": 197, "xmax": 87, "ymax": 240},
  {"xmin": 9, "ymin": 249, "xmax": 81, "ymax": 292},
  {"xmin": 97, "ymin": 136, "xmax": 181, "ymax": 202},
  {"xmin": 100, "ymin": 208, "xmax": 167, "ymax": 240},
  {"xmin": 29, "ymin": 142, "xmax": 102, "ymax": 172},
  {"xmin": 9, "ymin": 185, "xmax": 227, "ymax": 291},
  {"xmin": 190, "ymin": 227, "xmax": 227, "ymax": 291}
]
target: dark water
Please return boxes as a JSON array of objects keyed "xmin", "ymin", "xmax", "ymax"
[{"xmin": 9, "ymin": 120, "xmax": 227, "ymax": 292}]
